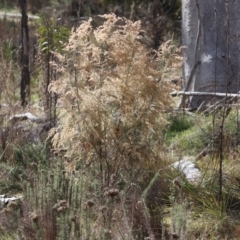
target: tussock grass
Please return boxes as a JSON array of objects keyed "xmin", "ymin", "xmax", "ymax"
[{"xmin": 164, "ymin": 108, "xmax": 240, "ymax": 239}]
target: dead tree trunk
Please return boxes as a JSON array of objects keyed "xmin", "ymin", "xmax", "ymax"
[
  {"xmin": 182, "ymin": 0, "xmax": 240, "ymax": 109},
  {"xmin": 19, "ymin": 0, "xmax": 30, "ymax": 106}
]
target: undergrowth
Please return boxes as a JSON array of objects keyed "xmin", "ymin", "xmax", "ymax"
[
  {"xmin": 164, "ymin": 109, "xmax": 240, "ymax": 239},
  {"xmin": 1, "ymin": 11, "xmax": 240, "ymax": 240},
  {"xmin": 167, "ymin": 110, "xmax": 240, "ymax": 157},
  {"xmin": 48, "ymin": 13, "xmax": 182, "ymax": 239},
  {"xmin": 0, "ymin": 14, "xmax": 182, "ymax": 240}
]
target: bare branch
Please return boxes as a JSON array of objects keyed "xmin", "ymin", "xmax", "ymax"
[{"xmin": 171, "ymin": 91, "xmax": 240, "ymax": 98}]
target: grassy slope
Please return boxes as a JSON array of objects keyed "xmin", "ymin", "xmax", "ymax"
[{"xmin": 164, "ymin": 109, "xmax": 240, "ymax": 239}]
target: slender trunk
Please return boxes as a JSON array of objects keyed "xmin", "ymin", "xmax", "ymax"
[{"xmin": 19, "ymin": 0, "xmax": 30, "ymax": 106}]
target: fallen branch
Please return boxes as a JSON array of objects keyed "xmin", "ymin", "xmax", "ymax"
[
  {"xmin": 0, "ymin": 11, "xmax": 39, "ymax": 20},
  {"xmin": 171, "ymin": 91, "xmax": 240, "ymax": 98},
  {"xmin": 9, "ymin": 112, "xmax": 52, "ymax": 131},
  {"xmin": 0, "ymin": 195, "xmax": 22, "ymax": 205},
  {"xmin": 9, "ymin": 112, "xmax": 47, "ymax": 124}
]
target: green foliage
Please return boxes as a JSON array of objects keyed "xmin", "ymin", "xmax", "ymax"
[
  {"xmin": 167, "ymin": 121, "xmax": 211, "ymax": 155},
  {"xmin": 0, "ymin": 164, "xmax": 23, "ymax": 194},
  {"xmin": 0, "ymin": 0, "xmax": 14, "ymax": 9},
  {"xmin": 166, "ymin": 109, "xmax": 240, "ymax": 156},
  {"xmin": 100, "ymin": 0, "xmax": 181, "ymax": 20},
  {"xmin": 14, "ymin": 143, "xmax": 50, "ymax": 168},
  {"xmin": 0, "ymin": 144, "xmax": 84, "ymax": 239},
  {"xmin": 168, "ymin": 165, "xmax": 240, "ymax": 239},
  {"xmin": 171, "ymin": 200, "xmax": 188, "ymax": 239},
  {"xmin": 37, "ymin": 18, "xmax": 70, "ymax": 54},
  {"xmin": 22, "ymin": 158, "xmax": 77, "ymax": 239},
  {"xmin": 0, "ymin": 144, "xmax": 50, "ymax": 195},
  {"xmin": 163, "ymin": 108, "xmax": 240, "ymax": 238},
  {"xmin": 2, "ymin": 39, "xmax": 16, "ymax": 63},
  {"xmin": 0, "ymin": 40, "xmax": 20, "ymax": 103},
  {"xmin": 165, "ymin": 114, "xmax": 194, "ymax": 141}
]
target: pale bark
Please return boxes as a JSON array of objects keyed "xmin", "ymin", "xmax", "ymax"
[
  {"xmin": 182, "ymin": 0, "xmax": 240, "ymax": 109},
  {"xmin": 0, "ymin": 11, "xmax": 39, "ymax": 20},
  {"xmin": 171, "ymin": 91, "xmax": 240, "ymax": 98}
]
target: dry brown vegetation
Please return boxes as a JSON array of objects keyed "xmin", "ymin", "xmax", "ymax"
[
  {"xmin": 49, "ymin": 14, "xmax": 180, "ymax": 167},
  {"xmin": 1, "ymin": 3, "xmax": 240, "ymax": 240},
  {"xmin": 47, "ymin": 14, "xmax": 182, "ymax": 239},
  {"xmin": 0, "ymin": 13, "xmax": 184, "ymax": 239}
]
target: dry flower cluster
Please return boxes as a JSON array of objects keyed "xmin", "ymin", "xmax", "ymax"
[{"xmin": 50, "ymin": 14, "xmax": 182, "ymax": 176}]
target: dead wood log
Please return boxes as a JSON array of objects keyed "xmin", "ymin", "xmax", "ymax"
[
  {"xmin": 171, "ymin": 91, "xmax": 240, "ymax": 98},
  {"xmin": 9, "ymin": 112, "xmax": 44, "ymax": 124}
]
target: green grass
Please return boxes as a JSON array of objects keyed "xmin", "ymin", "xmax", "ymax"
[
  {"xmin": 165, "ymin": 109, "xmax": 240, "ymax": 157},
  {"xmin": 164, "ymin": 113, "xmax": 211, "ymax": 155}
]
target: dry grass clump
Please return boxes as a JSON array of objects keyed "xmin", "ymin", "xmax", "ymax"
[
  {"xmin": 48, "ymin": 13, "xmax": 182, "ymax": 238},
  {"xmin": 50, "ymin": 13, "xmax": 181, "ymax": 171}
]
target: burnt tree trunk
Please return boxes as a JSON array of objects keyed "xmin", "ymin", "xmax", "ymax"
[{"xmin": 19, "ymin": 0, "xmax": 30, "ymax": 106}]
